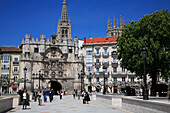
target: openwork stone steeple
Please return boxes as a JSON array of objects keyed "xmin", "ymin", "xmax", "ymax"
[{"xmin": 61, "ymin": 0, "xmax": 69, "ymax": 22}]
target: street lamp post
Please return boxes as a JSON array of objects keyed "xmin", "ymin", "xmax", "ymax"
[
  {"xmin": 32, "ymin": 73, "xmax": 35, "ymax": 92},
  {"xmin": 78, "ymin": 70, "xmax": 84, "ymax": 92},
  {"xmin": 103, "ymin": 66, "xmax": 106, "ymax": 95},
  {"xmin": 39, "ymin": 71, "xmax": 41, "ymax": 89},
  {"xmin": 23, "ymin": 67, "xmax": 27, "ymax": 90},
  {"xmin": 142, "ymin": 47, "xmax": 148, "ymax": 100},
  {"xmin": 89, "ymin": 73, "xmax": 92, "ymax": 93}
]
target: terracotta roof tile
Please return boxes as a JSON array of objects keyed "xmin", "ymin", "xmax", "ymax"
[
  {"xmin": 84, "ymin": 36, "xmax": 118, "ymax": 44},
  {"xmin": 0, "ymin": 47, "xmax": 22, "ymax": 52}
]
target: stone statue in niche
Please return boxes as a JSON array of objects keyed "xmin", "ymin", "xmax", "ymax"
[
  {"xmin": 52, "ymin": 62, "xmax": 56, "ymax": 68},
  {"xmin": 51, "ymin": 71, "xmax": 56, "ymax": 78}
]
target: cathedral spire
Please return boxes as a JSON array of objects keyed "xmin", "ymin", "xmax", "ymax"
[
  {"xmin": 107, "ymin": 17, "xmax": 111, "ymax": 31},
  {"xmin": 113, "ymin": 16, "xmax": 115, "ymax": 28},
  {"xmin": 61, "ymin": 0, "xmax": 68, "ymax": 22},
  {"xmin": 116, "ymin": 19, "xmax": 119, "ymax": 28}
]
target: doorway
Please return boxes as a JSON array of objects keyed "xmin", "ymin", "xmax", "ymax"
[{"xmin": 50, "ymin": 81, "xmax": 62, "ymax": 95}]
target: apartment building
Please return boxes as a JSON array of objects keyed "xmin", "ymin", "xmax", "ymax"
[
  {"xmin": 83, "ymin": 37, "xmax": 139, "ymax": 94},
  {"xmin": 0, "ymin": 47, "xmax": 22, "ymax": 94}
]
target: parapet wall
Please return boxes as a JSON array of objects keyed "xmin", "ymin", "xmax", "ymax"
[
  {"xmin": 0, "ymin": 97, "xmax": 13, "ymax": 113},
  {"xmin": 122, "ymin": 97, "xmax": 170, "ymax": 113}
]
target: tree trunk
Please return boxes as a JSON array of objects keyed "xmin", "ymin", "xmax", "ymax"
[{"xmin": 151, "ymin": 75, "xmax": 157, "ymax": 96}]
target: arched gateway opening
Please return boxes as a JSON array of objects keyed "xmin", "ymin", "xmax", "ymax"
[{"xmin": 50, "ymin": 81, "xmax": 62, "ymax": 95}]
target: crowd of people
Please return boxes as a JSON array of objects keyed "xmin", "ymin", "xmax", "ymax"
[{"xmin": 17, "ymin": 88, "xmax": 91, "ymax": 110}]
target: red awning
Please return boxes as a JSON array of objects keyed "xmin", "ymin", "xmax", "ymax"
[{"xmin": 13, "ymin": 86, "xmax": 17, "ymax": 88}]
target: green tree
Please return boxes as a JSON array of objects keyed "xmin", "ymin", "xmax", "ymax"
[{"xmin": 117, "ymin": 9, "xmax": 170, "ymax": 96}]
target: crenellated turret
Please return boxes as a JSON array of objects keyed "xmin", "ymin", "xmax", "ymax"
[
  {"xmin": 25, "ymin": 34, "xmax": 31, "ymax": 43},
  {"xmin": 40, "ymin": 34, "xmax": 46, "ymax": 53},
  {"xmin": 23, "ymin": 34, "xmax": 31, "ymax": 53}
]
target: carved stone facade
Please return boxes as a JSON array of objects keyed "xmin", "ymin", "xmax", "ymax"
[{"xmin": 19, "ymin": 0, "xmax": 83, "ymax": 94}]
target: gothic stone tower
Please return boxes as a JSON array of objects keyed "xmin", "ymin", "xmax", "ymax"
[
  {"xmin": 107, "ymin": 16, "xmax": 125, "ymax": 37},
  {"xmin": 20, "ymin": 0, "xmax": 83, "ymax": 94}
]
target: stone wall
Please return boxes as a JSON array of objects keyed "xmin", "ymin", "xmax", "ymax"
[
  {"xmin": 94, "ymin": 94, "xmax": 122, "ymax": 108},
  {"xmin": 0, "ymin": 97, "xmax": 13, "ymax": 113},
  {"xmin": 122, "ymin": 97, "xmax": 170, "ymax": 113}
]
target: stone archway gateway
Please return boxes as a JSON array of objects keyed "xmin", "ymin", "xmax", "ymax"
[{"xmin": 50, "ymin": 81, "xmax": 62, "ymax": 95}]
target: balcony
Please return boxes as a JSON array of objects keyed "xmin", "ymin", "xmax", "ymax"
[
  {"xmin": 102, "ymin": 62, "xmax": 109, "ymax": 67},
  {"xmin": 95, "ymin": 62, "xmax": 101, "ymax": 67},
  {"xmin": 102, "ymin": 52, "xmax": 109, "ymax": 58},
  {"xmin": 112, "ymin": 52, "xmax": 118, "ymax": 57},
  {"xmin": 94, "ymin": 53, "xmax": 101, "ymax": 58},
  {"xmin": 13, "ymin": 71, "xmax": 19, "ymax": 74},
  {"xmin": 112, "ymin": 62, "xmax": 118, "ymax": 67},
  {"xmin": 13, "ymin": 62, "xmax": 19, "ymax": 65}
]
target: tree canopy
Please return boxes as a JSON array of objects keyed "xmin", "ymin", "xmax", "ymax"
[{"xmin": 117, "ymin": 9, "xmax": 170, "ymax": 95}]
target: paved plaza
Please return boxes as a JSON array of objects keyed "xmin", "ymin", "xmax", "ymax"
[{"xmin": 8, "ymin": 95, "xmax": 128, "ymax": 113}]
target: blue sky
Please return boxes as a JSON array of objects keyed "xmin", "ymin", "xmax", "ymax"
[{"xmin": 0, "ymin": 0, "xmax": 169, "ymax": 46}]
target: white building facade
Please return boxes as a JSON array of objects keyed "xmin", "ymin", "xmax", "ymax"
[{"xmin": 83, "ymin": 36, "xmax": 140, "ymax": 95}]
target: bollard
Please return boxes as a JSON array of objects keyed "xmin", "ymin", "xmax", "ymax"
[{"xmin": 78, "ymin": 94, "xmax": 80, "ymax": 100}]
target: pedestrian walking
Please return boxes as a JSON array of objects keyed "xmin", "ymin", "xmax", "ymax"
[
  {"xmin": 38, "ymin": 90, "xmax": 43, "ymax": 106},
  {"xmin": 22, "ymin": 89, "xmax": 29, "ymax": 109},
  {"xmin": 17, "ymin": 89, "xmax": 23, "ymax": 105},
  {"xmin": 75, "ymin": 89, "xmax": 77, "ymax": 96},
  {"xmin": 85, "ymin": 91, "xmax": 90, "ymax": 104},
  {"xmin": 82, "ymin": 90, "xmax": 87, "ymax": 104},
  {"xmin": 49, "ymin": 89, "xmax": 53, "ymax": 102},
  {"xmin": 60, "ymin": 90, "xmax": 63, "ymax": 99},
  {"xmin": 73, "ymin": 89, "xmax": 76, "ymax": 99},
  {"xmin": 51, "ymin": 89, "xmax": 54, "ymax": 101},
  {"xmin": 33, "ymin": 90, "xmax": 38, "ymax": 102},
  {"xmin": 43, "ymin": 88, "xmax": 48, "ymax": 102}
]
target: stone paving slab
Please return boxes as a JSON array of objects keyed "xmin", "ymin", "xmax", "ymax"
[{"xmin": 8, "ymin": 95, "xmax": 126, "ymax": 113}]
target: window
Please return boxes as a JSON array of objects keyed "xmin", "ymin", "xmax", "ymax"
[
  {"xmin": 96, "ymin": 68, "xmax": 99, "ymax": 74},
  {"xmin": 96, "ymin": 49, "xmax": 99, "ymax": 54},
  {"xmin": 62, "ymin": 29, "xmax": 64, "ymax": 34},
  {"xmin": 86, "ymin": 50, "xmax": 92, "ymax": 55},
  {"xmin": 131, "ymin": 77, "xmax": 134, "ymax": 82},
  {"xmin": 1, "ymin": 65, "xmax": 9, "ymax": 70},
  {"xmin": 96, "ymin": 77, "xmax": 99, "ymax": 82},
  {"xmin": 14, "ymin": 76, "xmax": 18, "ymax": 82},
  {"xmin": 34, "ymin": 48, "xmax": 39, "ymax": 53},
  {"xmin": 105, "ymin": 77, "xmax": 108, "ymax": 82},
  {"xmin": 104, "ymin": 48, "xmax": 107, "ymax": 54},
  {"xmin": 113, "ymin": 57, "xmax": 117, "ymax": 63},
  {"xmin": 88, "ymin": 77, "xmax": 91, "ymax": 83},
  {"xmin": 113, "ymin": 67, "xmax": 117, "ymax": 73},
  {"xmin": 69, "ymin": 49, "xmax": 72, "ymax": 53},
  {"xmin": 86, "ymin": 66, "xmax": 92, "ymax": 73},
  {"xmin": 96, "ymin": 59, "xmax": 99, "ymax": 64},
  {"xmin": 104, "ymin": 68, "xmax": 107, "ymax": 73},
  {"xmin": 2, "ymin": 55, "xmax": 10, "ymax": 63},
  {"xmin": 122, "ymin": 77, "xmax": 126, "ymax": 82},
  {"xmin": 14, "ymin": 57, "xmax": 18, "ymax": 62},
  {"xmin": 122, "ymin": 67, "xmax": 125, "ymax": 73},
  {"xmin": 14, "ymin": 67, "xmax": 18, "ymax": 72},
  {"xmin": 113, "ymin": 77, "xmax": 117, "ymax": 82}
]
